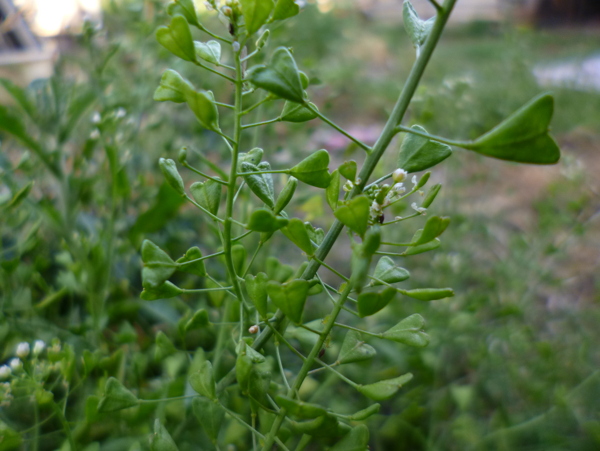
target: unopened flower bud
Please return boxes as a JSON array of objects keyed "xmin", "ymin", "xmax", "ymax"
[
  {"xmin": 232, "ymin": 41, "xmax": 240, "ymax": 52},
  {"xmin": 178, "ymin": 147, "xmax": 188, "ymax": 164},
  {"xmin": 16, "ymin": 343, "xmax": 30, "ymax": 359},
  {"xmin": 33, "ymin": 340, "xmax": 45, "ymax": 356},
  {"xmin": 0, "ymin": 365, "xmax": 11, "ymax": 379},
  {"xmin": 248, "ymin": 325, "xmax": 259, "ymax": 334},
  {"xmin": 9, "ymin": 359, "xmax": 22, "ymax": 372},
  {"xmin": 393, "ymin": 168, "xmax": 407, "ymax": 183},
  {"xmin": 222, "ymin": 6, "xmax": 232, "ymax": 16},
  {"xmin": 343, "ymin": 180, "xmax": 354, "ymax": 192}
]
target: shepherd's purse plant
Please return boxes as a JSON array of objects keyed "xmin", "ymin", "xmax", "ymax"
[{"xmin": 103, "ymin": 0, "xmax": 562, "ymax": 449}]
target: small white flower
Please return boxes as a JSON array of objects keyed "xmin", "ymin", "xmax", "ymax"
[
  {"xmin": 370, "ymin": 200, "xmax": 382, "ymax": 215},
  {"xmin": 393, "ymin": 183, "xmax": 406, "ymax": 195},
  {"xmin": 342, "ymin": 180, "xmax": 354, "ymax": 192},
  {"xmin": 0, "ymin": 365, "xmax": 11, "ymax": 379},
  {"xmin": 232, "ymin": 41, "xmax": 240, "ymax": 52},
  {"xmin": 90, "ymin": 129, "xmax": 100, "ymax": 140},
  {"xmin": 355, "ymin": 178, "xmax": 362, "ymax": 185},
  {"xmin": 204, "ymin": 2, "xmax": 214, "ymax": 11},
  {"xmin": 392, "ymin": 168, "xmax": 407, "ymax": 183},
  {"xmin": 16, "ymin": 342, "xmax": 30, "ymax": 359},
  {"xmin": 115, "ymin": 107, "xmax": 127, "ymax": 119},
  {"xmin": 91, "ymin": 112, "xmax": 101, "ymax": 124},
  {"xmin": 9, "ymin": 359, "xmax": 22, "ymax": 372},
  {"xmin": 33, "ymin": 340, "xmax": 45, "ymax": 356},
  {"xmin": 411, "ymin": 202, "xmax": 427, "ymax": 214},
  {"xmin": 411, "ymin": 175, "xmax": 418, "ymax": 187}
]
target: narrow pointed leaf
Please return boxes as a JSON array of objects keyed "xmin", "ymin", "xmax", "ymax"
[
  {"xmin": 97, "ymin": 377, "xmax": 139, "ymax": 412},
  {"xmin": 168, "ymin": 0, "xmax": 200, "ymax": 26},
  {"xmin": 185, "ymin": 309, "xmax": 211, "ymax": 331},
  {"xmin": 272, "ymin": 0, "xmax": 300, "ymax": 21},
  {"xmin": 463, "ymin": 94, "xmax": 560, "ymax": 164},
  {"xmin": 403, "ymin": 238, "xmax": 440, "ymax": 256},
  {"xmin": 337, "ymin": 330, "xmax": 376, "ymax": 364},
  {"xmin": 334, "ymin": 195, "xmax": 370, "ymax": 238},
  {"xmin": 159, "ymin": 158, "xmax": 185, "ymax": 195},
  {"xmin": 266, "ymin": 279, "xmax": 308, "ymax": 324},
  {"xmin": 326, "ymin": 169, "xmax": 340, "ymax": 211},
  {"xmin": 246, "ymin": 208, "xmax": 289, "ymax": 232},
  {"xmin": 347, "ymin": 404, "xmax": 381, "ymax": 421},
  {"xmin": 194, "ymin": 40, "xmax": 221, "ymax": 64},
  {"xmin": 155, "ymin": 331, "xmax": 177, "ymax": 360},
  {"xmin": 176, "ymin": 247, "xmax": 207, "ymax": 277},
  {"xmin": 398, "ymin": 125, "xmax": 452, "ymax": 173},
  {"xmin": 382, "ymin": 313, "xmax": 429, "ymax": 347},
  {"xmin": 156, "ymin": 15, "xmax": 196, "ymax": 62},
  {"xmin": 357, "ymin": 373, "xmax": 413, "ymax": 401},
  {"xmin": 357, "ymin": 287, "xmax": 396, "ymax": 317},
  {"xmin": 289, "ymin": 149, "xmax": 331, "ymax": 188},
  {"xmin": 190, "ymin": 179, "xmax": 222, "ymax": 216},
  {"xmin": 245, "ymin": 273, "xmax": 269, "ymax": 318},
  {"xmin": 274, "ymin": 176, "xmax": 297, "ymax": 214},
  {"xmin": 401, "ymin": 287, "xmax": 454, "ymax": 301},
  {"xmin": 257, "ymin": 161, "xmax": 275, "ymax": 199},
  {"xmin": 242, "ymin": 162, "xmax": 275, "ymax": 207},
  {"xmin": 371, "ymin": 257, "xmax": 410, "ymax": 286},
  {"xmin": 403, "ymin": 1, "xmax": 432, "ymax": 48},
  {"xmin": 185, "ymin": 89, "xmax": 220, "ymax": 131},
  {"xmin": 247, "ymin": 47, "xmax": 304, "ymax": 103},
  {"xmin": 421, "ymin": 183, "xmax": 442, "ymax": 208},
  {"xmin": 141, "ymin": 240, "xmax": 177, "ymax": 289},
  {"xmin": 192, "ymin": 397, "xmax": 224, "ymax": 442}
]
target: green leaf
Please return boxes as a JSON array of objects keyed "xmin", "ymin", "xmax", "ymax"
[
  {"xmin": 236, "ymin": 352, "xmax": 253, "ymax": 394},
  {"xmin": 463, "ymin": 94, "xmax": 560, "ymax": 164},
  {"xmin": 246, "ymin": 208, "xmax": 289, "ymax": 232},
  {"xmin": 168, "ymin": 0, "xmax": 200, "ymax": 26},
  {"xmin": 141, "ymin": 281, "xmax": 184, "ymax": 300},
  {"xmin": 371, "ymin": 257, "xmax": 410, "ymax": 286},
  {"xmin": 421, "ymin": 183, "xmax": 442, "ymax": 208},
  {"xmin": 150, "ymin": 420, "xmax": 179, "ymax": 451},
  {"xmin": 398, "ymin": 125, "xmax": 452, "ymax": 173},
  {"xmin": 159, "ymin": 158, "xmax": 185, "ymax": 195},
  {"xmin": 287, "ymin": 416, "xmax": 327, "ymax": 435},
  {"xmin": 337, "ymin": 330, "xmax": 376, "ymax": 364},
  {"xmin": 289, "ymin": 149, "xmax": 331, "ymax": 188},
  {"xmin": 248, "ymin": 366, "xmax": 272, "ymax": 409},
  {"xmin": 357, "ymin": 287, "xmax": 397, "ymax": 317},
  {"xmin": 97, "ymin": 377, "xmax": 138, "ymax": 412},
  {"xmin": 351, "ymin": 243, "xmax": 371, "ymax": 293},
  {"xmin": 141, "ymin": 240, "xmax": 177, "ymax": 289},
  {"xmin": 156, "ymin": 15, "xmax": 196, "ymax": 62},
  {"xmin": 240, "ymin": 0, "xmax": 274, "ymax": 35},
  {"xmin": 403, "ymin": 1, "xmax": 434, "ymax": 48},
  {"xmin": 155, "ymin": 331, "xmax": 177, "ymax": 360},
  {"xmin": 248, "ymin": 47, "xmax": 304, "ymax": 103},
  {"xmin": 266, "ymin": 257, "xmax": 295, "ymax": 282},
  {"xmin": 330, "ymin": 424, "xmax": 370, "ymax": 451},
  {"xmin": 347, "ymin": 404, "xmax": 381, "ymax": 421},
  {"xmin": 190, "ymin": 179, "xmax": 222, "ymax": 216},
  {"xmin": 274, "ymin": 176, "xmax": 297, "ymax": 214},
  {"xmin": 154, "ymin": 69, "xmax": 193, "ymax": 103},
  {"xmin": 257, "ymin": 161, "xmax": 275, "ymax": 199},
  {"xmin": 245, "ymin": 273, "xmax": 269, "ymax": 318},
  {"xmin": 401, "ymin": 287, "xmax": 454, "ymax": 301},
  {"xmin": 272, "ymin": 0, "xmax": 300, "ymax": 21},
  {"xmin": 412, "ymin": 216, "xmax": 450, "ymax": 245},
  {"xmin": 186, "ymin": 89, "xmax": 220, "ymax": 131},
  {"xmin": 266, "ymin": 279, "xmax": 308, "ymax": 324},
  {"xmin": 232, "ymin": 244, "xmax": 247, "ymax": 275},
  {"xmin": 194, "ymin": 40, "xmax": 221, "ymax": 64},
  {"xmin": 275, "ymin": 395, "xmax": 327, "ymax": 419},
  {"xmin": 281, "ymin": 218, "xmax": 315, "ymax": 255},
  {"xmin": 242, "ymin": 162, "xmax": 275, "ymax": 207},
  {"xmin": 280, "ymin": 101, "xmax": 318, "ymax": 122},
  {"xmin": 189, "ymin": 360, "xmax": 217, "ymax": 400},
  {"xmin": 334, "ymin": 195, "xmax": 370, "ymax": 238},
  {"xmin": 382, "ymin": 313, "xmax": 430, "ymax": 347},
  {"xmin": 338, "ymin": 160, "xmax": 357, "ymax": 181},
  {"xmin": 0, "ymin": 105, "xmax": 44, "ymax": 155},
  {"xmin": 403, "ymin": 238, "xmax": 440, "ymax": 256},
  {"xmin": 362, "ymin": 226, "xmax": 381, "ymax": 256},
  {"xmin": 192, "ymin": 397, "xmax": 224, "ymax": 443},
  {"xmin": 176, "ymin": 246, "xmax": 207, "ymax": 277},
  {"xmin": 238, "ymin": 147, "xmax": 264, "ymax": 169},
  {"xmin": 185, "ymin": 309, "xmax": 211, "ymax": 331},
  {"xmin": 0, "ymin": 78, "xmax": 36, "ymax": 118},
  {"xmin": 357, "ymin": 373, "xmax": 413, "ymax": 401},
  {"xmin": 7, "ymin": 181, "xmax": 34, "ymax": 209},
  {"xmin": 326, "ymin": 169, "xmax": 340, "ymax": 211}
]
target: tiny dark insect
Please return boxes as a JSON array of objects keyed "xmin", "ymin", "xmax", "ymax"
[
  {"xmin": 378, "ymin": 214, "xmax": 385, "ymax": 224},
  {"xmin": 229, "ymin": 23, "xmax": 235, "ymax": 35},
  {"xmin": 318, "ymin": 349, "xmax": 325, "ymax": 358}
]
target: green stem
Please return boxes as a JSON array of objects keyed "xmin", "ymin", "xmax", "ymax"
[
  {"xmin": 195, "ymin": 24, "xmax": 232, "ymax": 43},
  {"xmin": 394, "ymin": 124, "xmax": 465, "ymax": 148},
  {"xmin": 177, "ymin": 250, "xmax": 225, "ymax": 266},
  {"xmin": 241, "ymin": 96, "xmax": 272, "ymax": 116},
  {"xmin": 294, "ymin": 434, "xmax": 312, "ymax": 451},
  {"xmin": 381, "ymin": 212, "xmax": 421, "ymax": 226},
  {"xmin": 314, "ymin": 358, "xmax": 358, "ymax": 388},
  {"xmin": 242, "ymin": 118, "xmax": 280, "ymax": 129},
  {"xmin": 182, "ymin": 286, "xmax": 233, "ymax": 293},
  {"xmin": 238, "ymin": 169, "xmax": 289, "ymax": 177},
  {"xmin": 52, "ymin": 402, "xmax": 75, "ymax": 451},
  {"xmin": 312, "ymin": 256, "xmax": 349, "ymax": 282},
  {"xmin": 183, "ymin": 161, "xmax": 229, "ymax": 184},
  {"xmin": 215, "ymin": 101, "xmax": 235, "ymax": 109},
  {"xmin": 191, "ymin": 148, "xmax": 229, "ymax": 180},
  {"xmin": 193, "ymin": 61, "xmax": 236, "ymax": 83},
  {"xmin": 305, "ymin": 103, "xmax": 371, "ymax": 153},
  {"xmin": 184, "ymin": 194, "xmax": 225, "ymax": 223}
]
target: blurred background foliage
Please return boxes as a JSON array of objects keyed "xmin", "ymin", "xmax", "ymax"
[{"xmin": 0, "ymin": 0, "xmax": 599, "ymax": 449}]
